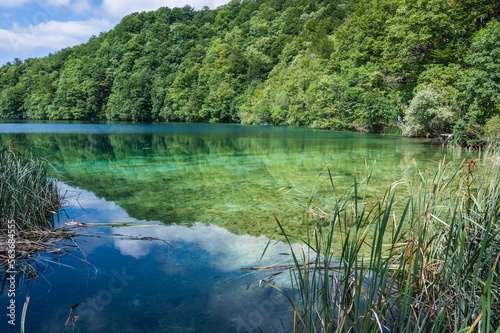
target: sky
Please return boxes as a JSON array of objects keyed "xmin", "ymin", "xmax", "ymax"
[{"xmin": 0, "ymin": 0, "xmax": 231, "ymax": 66}]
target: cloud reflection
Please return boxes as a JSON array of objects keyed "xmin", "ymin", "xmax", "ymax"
[{"xmin": 61, "ymin": 182, "xmax": 300, "ymax": 270}]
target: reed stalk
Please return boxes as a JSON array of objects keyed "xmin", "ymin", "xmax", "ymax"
[
  {"xmin": 1, "ymin": 139, "xmax": 67, "ymax": 279},
  {"xmin": 263, "ymin": 149, "xmax": 500, "ymax": 332},
  {"xmin": 1, "ymin": 138, "xmax": 63, "ymax": 234}
]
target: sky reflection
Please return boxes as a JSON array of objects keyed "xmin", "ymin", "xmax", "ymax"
[{"xmin": 1, "ymin": 183, "xmax": 297, "ymax": 332}]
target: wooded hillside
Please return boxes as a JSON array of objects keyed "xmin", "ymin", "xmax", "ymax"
[{"xmin": 1, "ymin": 0, "xmax": 499, "ymax": 146}]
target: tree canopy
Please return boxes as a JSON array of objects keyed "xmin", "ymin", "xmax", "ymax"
[{"xmin": 1, "ymin": 0, "xmax": 499, "ymax": 146}]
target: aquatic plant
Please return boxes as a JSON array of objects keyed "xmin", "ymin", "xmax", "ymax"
[
  {"xmin": 262, "ymin": 149, "xmax": 500, "ymax": 332},
  {"xmin": 0, "ymin": 138, "xmax": 62, "ymax": 234},
  {"xmin": 0, "ymin": 139, "xmax": 67, "ymax": 278}
]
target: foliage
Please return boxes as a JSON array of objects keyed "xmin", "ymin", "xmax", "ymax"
[
  {"xmin": 482, "ymin": 115, "xmax": 500, "ymax": 144},
  {"xmin": 0, "ymin": 0, "xmax": 499, "ymax": 144},
  {"xmin": 466, "ymin": 19, "xmax": 500, "ymax": 123},
  {"xmin": 403, "ymin": 86, "xmax": 457, "ymax": 137}
]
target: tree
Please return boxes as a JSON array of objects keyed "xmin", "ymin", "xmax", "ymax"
[
  {"xmin": 466, "ymin": 19, "xmax": 500, "ymax": 122},
  {"xmin": 403, "ymin": 86, "xmax": 456, "ymax": 137}
]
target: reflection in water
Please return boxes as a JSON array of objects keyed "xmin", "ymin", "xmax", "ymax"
[
  {"xmin": 61, "ymin": 183, "xmax": 300, "ymax": 271},
  {"xmin": 0, "ymin": 122, "xmax": 474, "ymax": 239},
  {"xmin": 1, "ymin": 183, "xmax": 296, "ymax": 333}
]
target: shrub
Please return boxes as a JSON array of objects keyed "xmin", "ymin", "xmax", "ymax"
[{"xmin": 403, "ymin": 86, "xmax": 456, "ymax": 137}]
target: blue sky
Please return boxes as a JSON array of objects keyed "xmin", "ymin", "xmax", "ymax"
[{"xmin": 0, "ymin": 0, "xmax": 230, "ymax": 66}]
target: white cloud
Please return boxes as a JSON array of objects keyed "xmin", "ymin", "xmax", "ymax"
[
  {"xmin": 208, "ymin": 0, "xmax": 231, "ymax": 9},
  {"xmin": 0, "ymin": 0, "xmax": 230, "ymax": 64},
  {"xmin": 41, "ymin": 0, "xmax": 92, "ymax": 15},
  {"xmin": 0, "ymin": 0, "xmax": 32, "ymax": 7},
  {"xmin": 185, "ymin": 0, "xmax": 231, "ymax": 10},
  {"xmin": 0, "ymin": 0, "xmax": 73, "ymax": 9},
  {"xmin": 44, "ymin": 0, "xmax": 71, "ymax": 7},
  {"xmin": 70, "ymin": 0, "xmax": 91, "ymax": 14},
  {"xmin": 0, "ymin": 18, "xmax": 113, "ymax": 53},
  {"xmin": 99, "ymin": 0, "xmax": 229, "ymax": 18},
  {"xmin": 2, "ymin": 0, "xmax": 92, "ymax": 15},
  {"xmin": 112, "ymin": 223, "xmax": 302, "ymax": 271},
  {"xmin": 100, "ymin": 0, "xmax": 170, "ymax": 19}
]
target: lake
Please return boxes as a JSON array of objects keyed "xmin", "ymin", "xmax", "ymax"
[{"xmin": 0, "ymin": 122, "xmax": 473, "ymax": 332}]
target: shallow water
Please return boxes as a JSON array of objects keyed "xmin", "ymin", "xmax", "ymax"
[
  {"xmin": 0, "ymin": 122, "xmax": 475, "ymax": 332},
  {"xmin": 0, "ymin": 122, "xmax": 472, "ymax": 237}
]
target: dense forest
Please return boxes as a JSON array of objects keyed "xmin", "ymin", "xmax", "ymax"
[{"xmin": 0, "ymin": 0, "xmax": 499, "ymax": 146}]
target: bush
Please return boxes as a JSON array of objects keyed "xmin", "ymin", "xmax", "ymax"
[
  {"xmin": 403, "ymin": 86, "xmax": 456, "ymax": 137},
  {"xmin": 483, "ymin": 115, "xmax": 500, "ymax": 145}
]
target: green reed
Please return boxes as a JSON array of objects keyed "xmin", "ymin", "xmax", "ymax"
[
  {"xmin": 0, "ymin": 139, "xmax": 63, "ymax": 234},
  {"xmin": 266, "ymin": 149, "xmax": 500, "ymax": 332}
]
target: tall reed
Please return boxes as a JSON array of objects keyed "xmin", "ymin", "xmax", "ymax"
[
  {"xmin": 265, "ymin": 150, "xmax": 500, "ymax": 332},
  {"xmin": 0, "ymin": 139, "xmax": 62, "ymax": 235}
]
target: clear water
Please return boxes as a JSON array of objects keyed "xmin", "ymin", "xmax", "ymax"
[
  {"xmin": 0, "ymin": 122, "xmax": 474, "ymax": 332},
  {"xmin": 1, "ymin": 184, "xmax": 296, "ymax": 332}
]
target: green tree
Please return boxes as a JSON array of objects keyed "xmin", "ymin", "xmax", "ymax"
[
  {"xmin": 403, "ymin": 86, "xmax": 457, "ymax": 137},
  {"xmin": 466, "ymin": 19, "xmax": 500, "ymax": 122},
  {"xmin": 0, "ymin": 85, "xmax": 25, "ymax": 119}
]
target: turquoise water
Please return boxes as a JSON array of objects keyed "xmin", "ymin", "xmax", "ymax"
[
  {"xmin": 0, "ymin": 122, "xmax": 472, "ymax": 237},
  {"xmin": 0, "ymin": 122, "xmax": 474, "ymax": 332}
]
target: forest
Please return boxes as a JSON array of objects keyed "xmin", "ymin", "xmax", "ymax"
[{"xmin": 0, "ymin": 0, "xmax": 499, "ymax": 146}]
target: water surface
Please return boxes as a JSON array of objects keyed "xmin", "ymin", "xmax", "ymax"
[
  {"xmin": 0, "ymin": 122, "xmax": 474, "ymax": 332},
  {"xmin": 1, "ymin": 184, "xmax": 294, "ymax": 332},
  {"xmin": 0, "ymin": 122, "xmax": 471, "ymax": 237}
]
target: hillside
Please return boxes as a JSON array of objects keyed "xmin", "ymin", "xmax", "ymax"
[{"xmin": 1, "ymin": 0, "xmax": 499, "ymax": 146}]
